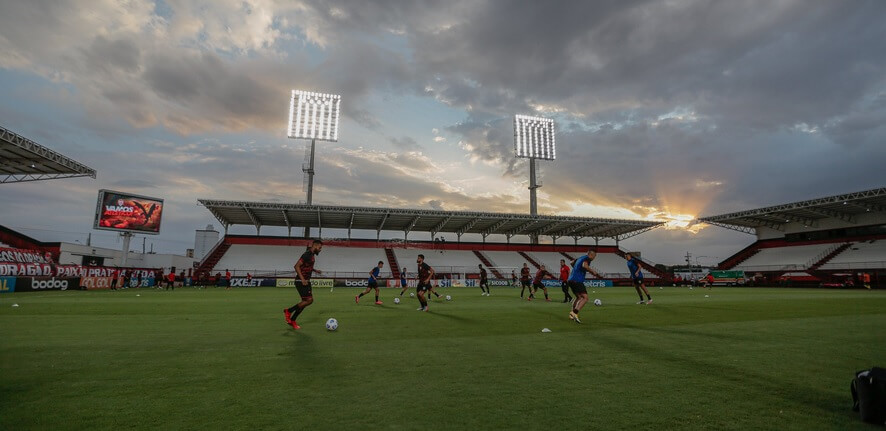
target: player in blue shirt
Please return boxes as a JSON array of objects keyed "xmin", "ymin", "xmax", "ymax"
[
  {"xmin": 625, "ymin": 253, "xmax": 652, "ymax": 304},
  {"xmin": 566, "ymin": 250, "xmax": 603, "ymax": 323},
  {"xmin": 356, "ymin": 261, "xmax": 384, "ymax": 305},
  {"xmin": 398, "ymin": 268, "xmax": 409, "ymax": 297}
]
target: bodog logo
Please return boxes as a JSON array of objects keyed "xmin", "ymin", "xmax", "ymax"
[
  {"xmin": 344, "ymin": 279, "xmax": 368, "ymax": 287},
  {"xmin": 31, "ymin": 277, "xmax": 69, "ymax": 290},
  {"xmin": 489, "ymin": 279, "xmax": 511, "ymax": 286}
]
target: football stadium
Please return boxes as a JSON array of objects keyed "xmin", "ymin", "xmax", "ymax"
[{"xmin": 2, "ymin": 2, "xmax": 886, "ymax": 430}]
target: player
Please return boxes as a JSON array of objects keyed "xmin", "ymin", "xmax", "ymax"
[
  {"xmin": 415, "ymin": 254, "xmax": 435, "ymax": 311},
  {"xmin": 398, "ymin": 268, "xmax": 409, "ymax": 297},
  {"xmin": 283, "ymin": 239, "xmax": 324, "ymax": 330},
  {"xmin": 356, "ymin": 261, "xmax": 384, "ymax": 305},
  {"xmin": 478, "ymin": 264, "xmax": 490, "ymax": 296},
  {"xmin": 224, "ymin": 269, "xmax": 232, "ymax": 290},
  {"xmin": 519, "ymin": 263, "xmax": 531, "ymax": 298},
  {"xmin": 530, "ymin": 264, "xmax": 554, "ymax": 301},
  {"xmin": 862, "ymin": 272, "xmax": 871, "ymax": 290},
  {"xmin": 165, "ymin": 270, "xmax": 175, "ymax": 290},
  {"xmin": 566, "ymin": 250, "xmax": 603, "ymax": 323},
  {"xmin": 625, "ymin": 253, "xmax": 652, "ymax": 304},
  {"xmin": 559, "ymin": 259, "xmax": 572, "ymax": 303},
  {"xmin": 511, "ymin": 270, "xmax": 518, "ymax": 287},
  {"xmin": 703, "ymin": 273, "xmax": 714, "ymax": 289}
]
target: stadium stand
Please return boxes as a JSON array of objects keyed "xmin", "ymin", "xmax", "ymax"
[
  {"xmin": 734, "ymin": 243, "xmax": 837, "ymax": 272},
  {"xmin": 702, "ymin": 187, "xmax": 885, "ymax": 286},
  {"xmin": 819, "ymin": 240, "xmax": 886, "ymax": 270},
  {"xmin": 213, "ymin": 244, "xmax": 389, "ymax": 277},
  {"xmin": 393, "ymin": 248, "xmax": 482, "ymax": 276}
]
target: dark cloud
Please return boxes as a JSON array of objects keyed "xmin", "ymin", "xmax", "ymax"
[{"xmin": 389, "ymin": 136, "xmax": 420, "ymax": 150}]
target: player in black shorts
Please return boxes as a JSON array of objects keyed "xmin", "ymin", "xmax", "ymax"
[
  {"xmin": 356, "ymin": 261, "xmax": 384, "ymax": 305},
  {"xmin": 519, "ymin": 263, "xmax": 531, "ymax": 298},
  {"xmin": 284, "ymin": 239, "xmax": 323, "ymax": 330},
  {"xmin": 478, "ymin": 264, "xmax": 491, "ymax": 296},
  {"xmin": 415, "ymin": 254, "xmax": 435, "ymax": 312},
  {"xmin": 529, "ymin": 265, "xmax": 554, "ymax": 301}
]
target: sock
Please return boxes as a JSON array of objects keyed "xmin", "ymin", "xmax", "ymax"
[
  {"xmin": 646, "ymin": 294, "xmax": 652, "ymax": 300},
  {"xmin": 544, "ymin": 292, "xmax": 549, "ymax": 300},
  {"xmin": 572, "ymin": 308, "xmax": 579, "ymax": 314},
  {"xmin": 375, "ymin": 295, "xmax": 379, "ymax": 302},
  {"xmin": 290, "ymin": 304, "xmax": 305, "ymax": 319},
  {"xmin": 358, "ymin": 292, "xmax": 365, "ymax": 298}
]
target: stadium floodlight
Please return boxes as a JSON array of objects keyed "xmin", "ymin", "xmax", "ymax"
[
  {"xmin": 287, "ymin": 89, "xmax": 342, "ymax": 238},
  {"xmin": 514, "ymin": 114, "xmax": 556, "ymax": 160},
  {"xmin": 513, "ymin": 114, "xmax": 557, "ymax": 225},
  {"xmin": 288, "ymin": 90, "xmax": 341, "ymax": 142}
]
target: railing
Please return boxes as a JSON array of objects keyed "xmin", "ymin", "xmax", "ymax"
[
  {"xmin": 805, "ymin": 243, "xmax": 843, "ymax": 268},
  {"xmin": 204, "ymin": 267, "xmax": 649, "ymax": 279},
  {"xmin": 817, "ymin": 260, "xmax": 886, "ymax": 270}
]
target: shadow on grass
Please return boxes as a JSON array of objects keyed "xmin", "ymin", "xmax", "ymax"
[{"xmin": 591, "ymin": 331, "xmax": 846, "ymax": 416}]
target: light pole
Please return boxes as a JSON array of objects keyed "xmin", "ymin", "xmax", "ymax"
[
  {"xmin": 514, "ymin": 115, "xmax": 556, "ymax": 243},
  {"xmin": 287, "ymin": 90, "xmax": 341, "ymax": 238}
]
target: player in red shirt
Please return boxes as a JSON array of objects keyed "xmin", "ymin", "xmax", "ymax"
[
  {"xmin": 284, "ymin": 240, "xmax": 324, "ymax": 330},
  {"xmin": 166, "ymin": 270, "xmax": 176, "ymax": 290},
  {"xmin": 529, "ymin": 265, "xmax": 554, "ymax": 301},
  {"xmin": 520, "ymin": 263, "xmax": 531, "ymax": 299},
  {"xmin": 559, "ymin": 259, "xmax": 572, "ymax": 303},
  {"xmin": 415, "ymin": 254, "xmax": 435, "ymax": 312}
]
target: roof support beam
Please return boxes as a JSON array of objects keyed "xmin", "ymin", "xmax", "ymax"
[
  {"xmin": 430, "ymin": 215, "xmax": 452, "ymax": 238},
  {"xmin": 804, "ymin": 207, "xmax": 855, "ymax": 224},
  {"xmin": 507, "ymin": 220, "xmax": 537, "ymax": 237},
  {"xmin": 456, "ymin": 217, "xmax": 482, "ymax": 236},
  {"xmin": 243, "ymin": 206, "xmax": 261, "ymax": 235},
  {"xmin": 317, "ymin": 208, "xmax": 322, "ymax": 237},
  {"xmin": 282, "ymin": 211, "xmax": 292, "ymax": 237},
  {"xmin": 348, "ymin": 212, "xmax": 355, "ymax": 239},
  {"xmin": 481, "ymin": 219, "xmax": 509, "ymax": 239},
  {"xmin": 404, "ymin": 215, "xmax": 421, "ymax": 240}
]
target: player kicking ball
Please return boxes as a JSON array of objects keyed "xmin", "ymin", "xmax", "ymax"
[
  {"xmin": 356, "ymin": 261, "xmax": 384, "ymax": 305},
  {"xmin": 529, "ymin": 264, "xmax": 554, "ymax": 301},
  {"xmin": 398, "ymin": 268, "xmax": 409, "ymax": 297},
  {"xmin": 284, "ymin": 239, "xmax": 323, "ymax": 330},
  {"xmin": 566, "ymin": 250, "xmax": 602, "ymax": 324},
  {"xmin": 415, "ymin": 254, "xmax": 435, "ymax": 311},
  {"xmin": 625, "ymin": 253, "xmax": 652, "ymax": 304}
]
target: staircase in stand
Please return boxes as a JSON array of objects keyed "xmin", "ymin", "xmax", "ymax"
[
  {"xmin": 384, "ymin": 248, "xmax": 401, "ymax": 279},
  {"xmin": 612, "ymin": 248, "xmax": 671, "ymax": 281},
  {"xmin": 718, "ymin": 242, "xmax": 762, "ymax": 270},
  {"xmin": 518, "ymin": 251, "xmax": 541, "ymax": 269},
  {"xmin": 808, "ymin": 242, "xmax": 852, "ymax": 270},
  {"xmin": 196, "ymin": 239, "xmax": 230, "ymax": 275},
  {"xmin": 473, "ymin": 250, "xmax": 503, "ymax": 278},
  {"xmin": 559, "ymin": 251, "xmax": 575, "ymax": 261}
]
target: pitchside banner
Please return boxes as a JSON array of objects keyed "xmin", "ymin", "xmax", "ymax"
[
  {"xmin": 229, "ymin": 278, "xmax": 277, "ymax": 287},
  {"xmin": 0, "ymin": 277, "xmax": 15, "ymax": 293},
  {"xmin": 0, "ymin": 247, "xmax": 52, "ymax": 264},
  {"xmin": 14, "ymin": 277, "xmax": 82, "ymax": 292},
  {"xmin": 540, "ymin": 279, "xmax": 613, "ymax": 288},
  {"xmin": 93, "ymin": 189, "xmax": 164, "ymax": 235},
  {"xmin": 276, "ymin": 278, "xmax": 334, "ymax": 288}
]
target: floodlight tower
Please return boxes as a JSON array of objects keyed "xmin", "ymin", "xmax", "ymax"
[
  {"xmin": 287, "ymin": 90, "xmax": 341, "ymax": 237},
  {"xmin": 514, "ymin": 115, "xmax": 556, "ymax": 231}
]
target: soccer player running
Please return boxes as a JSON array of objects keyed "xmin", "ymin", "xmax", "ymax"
[
  {"xmin": 520, "ymin": 263, "xmax": 532, "ymax": 299},
  {"xmin": 625, "ymin": 253, "xmax": 652, "ymax": 304},
  {"xmin": 356, "ymin": 261, "xmax": 384, "ymax": 305},
  {"xmin": 559, "ymin": 259, "xmax": 573, "ymax": 303},
  {"xmin": 415, "ymin": 254, "xmax": 435, "ymax": 311},
  {"xmin": 478, "ymin": 264, "xmax": 491, "ymax": 296},
  {"xmin": 567, "ymin": 250, "xmax": 603, "ymax": 323},
  {"xmin": 530, "ymin": 264, "xmax": 555, "ymax": 301},
  {"xmin": 284, "ymin": 239, "xmax": 324, "ymax": 330},
  {"xmin": 398, "ymin": 268, "xmax": 409, "ymax": 297}
]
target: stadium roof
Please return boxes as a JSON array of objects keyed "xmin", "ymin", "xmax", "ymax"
[
  {"xmin": 698, "ymin": 187, "xmax": 886, "ymax": 234},
  {"xmin": 0, "ymin": 125, "xmax": 97, "ymax": 184},
  {"xmin": 198, "ymin": 200, "xmax": 663, "ymax": 241}
]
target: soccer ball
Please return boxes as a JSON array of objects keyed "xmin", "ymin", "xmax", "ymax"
[
  {"xmin": 325, "ymin": 318, "xmax": 338, "ymax": 331},
  {"xmin": 409, "ymin": 292, "xmax": 415, "ymax": 297},
  {"xmin": 394, "ymin": 297, "xmax": 401, "ymax": 304},
  {"xmin": 593, "ymin": 299, "xmax": 602, "ymax": 306},
  {"xmin": 445, "ymin": 295, "xmax": 452, "ymax": 301}
]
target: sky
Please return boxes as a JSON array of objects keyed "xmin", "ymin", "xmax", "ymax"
[{"xmin": 1, "ymin": 0, "xmax": 885, "ymax": 265}]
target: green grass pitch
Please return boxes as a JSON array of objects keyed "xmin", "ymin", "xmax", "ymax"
[{"xmin": 1, "ymin": 286, "xmax": 884, "ymax": 430}]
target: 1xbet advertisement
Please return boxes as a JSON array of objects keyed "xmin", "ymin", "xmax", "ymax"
[{"xmin": 93, "ymin": 189, "xmax": 164, "ymax": 235}]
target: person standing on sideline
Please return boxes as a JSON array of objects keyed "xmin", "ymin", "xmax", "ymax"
[
  {"xmin": 559, "ymin": 259, "xmax": 572, "ymax": 303},
  {"xmin": 625, "ymin": 253, "xmax": 652, "ymax": 304},
  {"xmin": 478, "ymin": 264, "xmax": 491, "ymax": 296},
  {"xmin": 224, "ymin": 269, "xmax": 232, "ymax": 290},
  {"xmin": 356, "ymin": 261, "xmax": 384, "ymax": 305},
  {"xmin": 166, "ymin": 270, "xmax": 175, "ymax": 290},
  {"xmin": 284, "ymin": 240, "xmax": 324, "ymax": 330}
]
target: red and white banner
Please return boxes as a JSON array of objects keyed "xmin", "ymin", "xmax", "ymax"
[{"xmin": 0, "ymin": 247, "xmax": 51, "ymax": 264}]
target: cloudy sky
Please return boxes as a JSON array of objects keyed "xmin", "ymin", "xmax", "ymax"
[{"xmin": 1, "ymin": 0, "xmax": 885, "ymax": 265}]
